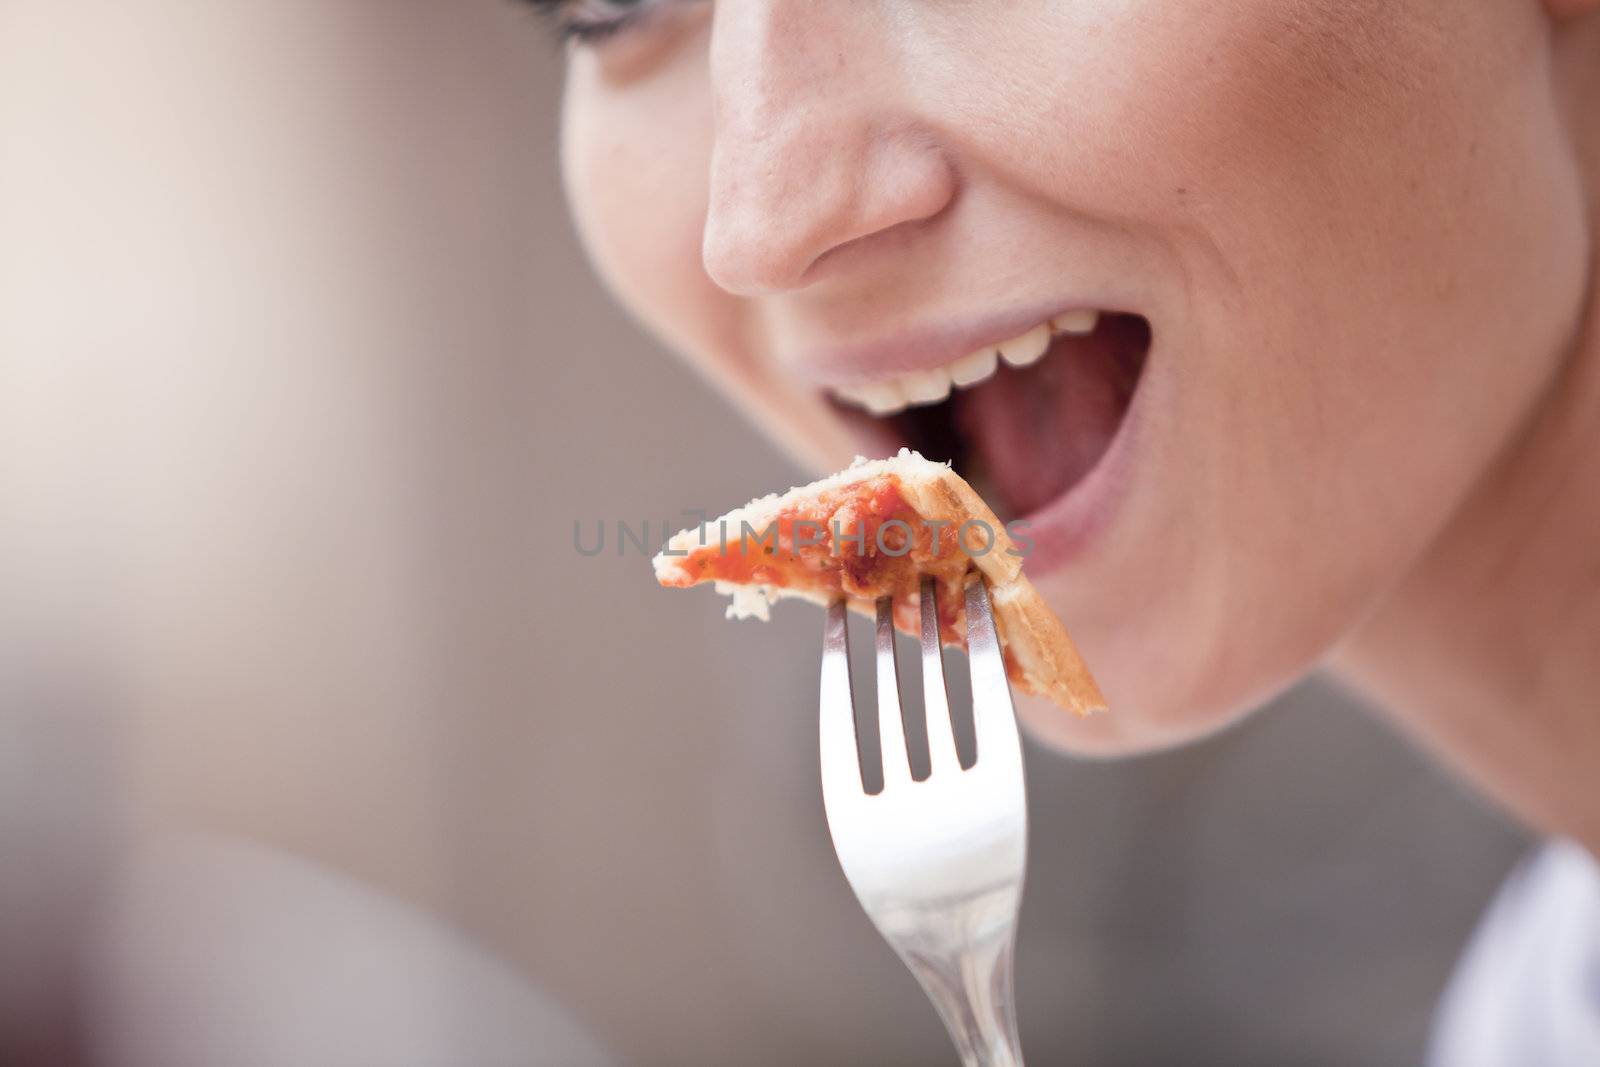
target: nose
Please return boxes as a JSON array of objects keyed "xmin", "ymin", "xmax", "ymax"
[{"xmin": 700, "ymin": 1, "xmax": 957, "ymax": 297}]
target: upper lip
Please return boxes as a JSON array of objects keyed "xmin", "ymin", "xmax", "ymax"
[{"xmin": 782, "ymin": 300, "xmax": 1126, "ymax": 389}]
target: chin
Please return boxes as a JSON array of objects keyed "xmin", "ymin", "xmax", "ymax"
[
  {"xmin": 1012, "ymin": 577, "xmax": 1351, "ymax": 758},
  {"xmin": 1011, "ymin": 676, "xmax": 1265, "ymax": 759}
]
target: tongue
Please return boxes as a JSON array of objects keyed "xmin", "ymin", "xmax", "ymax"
[{"xmin": 955, "ymin": 319, "xmax": 1145, "ymax": 518}]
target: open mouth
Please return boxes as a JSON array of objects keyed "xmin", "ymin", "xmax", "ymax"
[{"xmin": 824, "ymin": 310, "xmax": 1152, "ymax": 524}]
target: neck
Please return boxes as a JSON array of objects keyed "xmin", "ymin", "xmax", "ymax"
[{"xmin": 1331, "ymin": 28, "xmax": 1600, "ymax": 852}]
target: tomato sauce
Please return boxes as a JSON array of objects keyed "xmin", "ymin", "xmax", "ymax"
[{"xmin": 669, "ymin": 476, "xmax": 974, "ymax": 644}]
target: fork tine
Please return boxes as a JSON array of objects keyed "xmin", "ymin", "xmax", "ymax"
[
  {"xmin": 919, "ymin": 578, "xmax": 961, "ymax": 777},
  {"xmin": 820, "ymin": 600, "xmax": 866, "ymax": 797},
  {"xmin": 875, "ymin": 596, "xmax": 914, "ymax": 788},
  {"xmin": 963, "ymin": 576, "xmax": 1023, "ymax": 766}
]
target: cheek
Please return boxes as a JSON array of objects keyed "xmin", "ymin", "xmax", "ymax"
[
  {"xmin": 560, "ymin": 54, "xmax": 730, "ymax": 369},
  {"xmin": 1008, "ymin": 1, "xmax": 1588, "ymax": 742},
  {"xmin": 1174, "ymin": 1, "xmax": 1586, "ymax": 652}
]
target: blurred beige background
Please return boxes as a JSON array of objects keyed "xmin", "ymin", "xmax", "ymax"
[{"xmin": 1, "ymin": 2, "xmax": 1527, "ymax": 1065}]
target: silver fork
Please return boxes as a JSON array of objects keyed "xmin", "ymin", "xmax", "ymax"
[{"xmin": 820, "ymin": 575, "xmax": 1028, "ymax": 1067}]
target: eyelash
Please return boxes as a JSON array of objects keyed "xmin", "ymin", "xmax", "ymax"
[{"xmin": 530, "ymin": 0, "xmax": 659, "ymax": 45}]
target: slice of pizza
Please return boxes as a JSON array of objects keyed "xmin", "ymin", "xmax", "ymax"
[{"xmin": 652, "ymin": 449, "xmax": 1106, "ymax": 716}]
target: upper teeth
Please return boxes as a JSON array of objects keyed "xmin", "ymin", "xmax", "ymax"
[{"xmin": 831, "ymin": 310, "xmax": 1101, "ymax": 416}]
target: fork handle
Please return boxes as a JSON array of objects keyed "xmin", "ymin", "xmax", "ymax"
[{"xmin": 904, "ymin": 933, "xmax": 1024, "ymax": 1067}]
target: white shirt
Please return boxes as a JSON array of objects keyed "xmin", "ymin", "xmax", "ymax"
[{"xmin": 1429, "ymin": 840, "xmax": 1600, "ymax": 1066}]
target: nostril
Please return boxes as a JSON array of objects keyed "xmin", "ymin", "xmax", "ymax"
[
  {"xmin": 701, "ymin": 129, "xmax": 958, "ymax": 297},
  {"xmin": 701, "ymin": 210, "xmax": 815, "ymax": 297},
  {"xmin": 701, "ymin": 132, "xmax": 842, "ymax": 295}
]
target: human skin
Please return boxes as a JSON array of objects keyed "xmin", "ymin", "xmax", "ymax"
[{"xmin": 558, "ymin": 1, "xmax": 1600, "ymax": 850}]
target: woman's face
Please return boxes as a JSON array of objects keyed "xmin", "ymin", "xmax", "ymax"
[{"xmin": 558, "ymin": 0, "xmax": 1589, "ymax": 751}]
